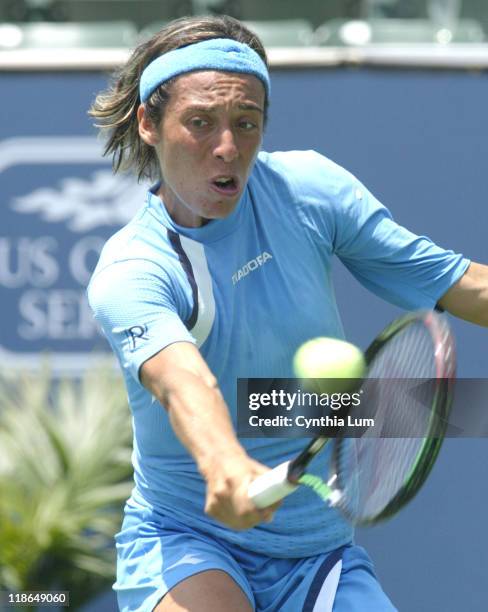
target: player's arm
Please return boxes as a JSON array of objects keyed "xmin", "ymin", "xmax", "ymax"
[
  {"xmin": 437, "ymin": 262, "xmax": 488, "ymax": 327},
  {"xmin": 140, "ymin": 341, "xmax": 278, "ymax": 529}
]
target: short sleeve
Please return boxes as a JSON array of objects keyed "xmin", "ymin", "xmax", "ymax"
[
  {"xmin": 285, "ymin": 151, "xmax": 470, "ymax": 310},
  {"xmin": 87, "ymin": 259, "xmax": 196, "ymax": 382},
  {"xmin": 332, "ymin": 180, "xmax": 470, "ymax": 309}
]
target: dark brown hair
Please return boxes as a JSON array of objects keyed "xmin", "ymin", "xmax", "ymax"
[{"xmin": 89, "ymin": 15, "xmax": 268, "ymax": 182}]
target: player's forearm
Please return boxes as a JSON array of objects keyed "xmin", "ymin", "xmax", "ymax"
[
  {"xmin": 159, "ymin": 369, "xmax": 248, "ymax": 477},
  {"xmin": 156, "ymin": 369, "xmax": 277, "ymax": 528},
  {"xmin": 438, "ymin": 262, "xmax": 488, "ymax": 327},
  {"xmin": 142, "ymin": 357, "xmax": 276, "ymax": 528}
]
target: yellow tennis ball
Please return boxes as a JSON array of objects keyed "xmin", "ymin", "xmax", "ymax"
[{"xmin": 293, "ymin": 337, "xmax": 366, "ymax": 394}]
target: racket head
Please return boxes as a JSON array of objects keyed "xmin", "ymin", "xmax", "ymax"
[{"xmin": 330, "ymin": 310, "xmax": 456, "ymax": 526}]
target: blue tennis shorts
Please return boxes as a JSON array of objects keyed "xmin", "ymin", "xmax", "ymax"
[{"xmin": 114, "ymin": 497, "xmax": 397, "ymax": 612}]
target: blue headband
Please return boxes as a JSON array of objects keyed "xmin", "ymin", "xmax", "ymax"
[{"xmin": 139, "ymin": 38, "xmax": 270, "ymax": 103}]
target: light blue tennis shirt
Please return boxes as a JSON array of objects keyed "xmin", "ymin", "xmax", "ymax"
[{"xmin": 88, "ymin": 150, "xmax": 469, "ymax": 558}]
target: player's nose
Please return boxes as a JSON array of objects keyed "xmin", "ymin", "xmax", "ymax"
[{"xmin": 213, "ymin": 128, "xmax": 239, "ymax": 163}]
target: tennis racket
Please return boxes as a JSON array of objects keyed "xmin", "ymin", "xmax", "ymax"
[{"xmin": 248, "ymin": 309, "xmax": 456, "ymax": 526}]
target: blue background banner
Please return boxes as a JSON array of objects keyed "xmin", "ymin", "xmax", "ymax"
[{"xmin": 1, "ymin": 67, "xmax": 487, "ymax": 610}]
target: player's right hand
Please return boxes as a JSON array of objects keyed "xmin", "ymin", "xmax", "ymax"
[{"xmin": 203, "ymin": 453, "xmax": 281, "ymax": 530}]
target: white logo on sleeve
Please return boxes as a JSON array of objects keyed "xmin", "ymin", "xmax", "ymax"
[{"xmin": 232, "ymin": 251, "xmax": 273, "ymax": 285}]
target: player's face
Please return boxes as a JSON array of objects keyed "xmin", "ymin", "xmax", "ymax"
[{"xmin": 143, "ymin": 71, "xmax": 265, "ymax": 228}]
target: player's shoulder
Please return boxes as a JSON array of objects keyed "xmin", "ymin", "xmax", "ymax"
[
  {"xmin": 251, "ymin": 151, "xmax": 357, "ymax": 218},
  {"xmin": 254, "ymin": 150, "xmax": 354, "ymax": 198},
  {"xmin": 88, "ymin": 201, "xmax": 176, "ymax": 290}
]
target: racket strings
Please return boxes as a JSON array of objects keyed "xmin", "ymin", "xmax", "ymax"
[{"xmin": 335, "ymin": 320, "xmax": 441, "ymax": 522}]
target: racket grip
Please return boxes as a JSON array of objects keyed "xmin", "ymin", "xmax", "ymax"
[{"xmin": 248, "ymin": 461, "xmax": 298, "ymax": 508}]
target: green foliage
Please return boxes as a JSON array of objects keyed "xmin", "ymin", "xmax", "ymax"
[{"xmin": 0, "ymin": 363, "xmax": 133, "ymax": 609}]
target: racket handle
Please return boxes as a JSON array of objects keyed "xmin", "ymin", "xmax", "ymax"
[{"xmin": 248, "ymin": 461, "xmax": 298, "ymax": 508}]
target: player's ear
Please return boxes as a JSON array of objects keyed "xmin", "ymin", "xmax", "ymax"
[{"xmin": 137, "ymin": 104, "xmax": 161, "ymax": 145}]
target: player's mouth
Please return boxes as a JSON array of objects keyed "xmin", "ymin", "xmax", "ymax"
[{"xmin": 210, "ymin": 175, "xmax": 240, "ymax": 196}]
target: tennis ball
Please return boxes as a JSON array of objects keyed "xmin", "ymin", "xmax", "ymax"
[{"xmin": 293, "ymin": 337, "xmax": 366, "ymax": 394}]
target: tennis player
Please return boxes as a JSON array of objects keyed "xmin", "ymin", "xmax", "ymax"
[{"xmin": 87, "ymin": 15, "xmax": 488, "ymax": 612}]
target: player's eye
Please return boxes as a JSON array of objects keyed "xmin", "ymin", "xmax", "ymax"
[
  {"xmin": 238, "ymin": 120, "xmax": 257, "ymax": 131},
  {"xmin": 189, "ymin": 117, "xmax": 209, "ymax": 129}
]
